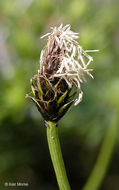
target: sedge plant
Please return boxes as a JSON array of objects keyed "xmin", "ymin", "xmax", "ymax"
[{"xmin": 26, "ymin": 24, "xmax": 98, "ymax": 190}]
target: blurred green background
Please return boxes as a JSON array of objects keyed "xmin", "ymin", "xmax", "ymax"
[{"xmin": 0, "ymin": 0, "xmax": 119, "ymax": 189}]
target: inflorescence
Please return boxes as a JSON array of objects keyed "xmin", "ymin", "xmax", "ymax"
[{"xmin": 26, "ymin": 24, "xmax": 98, "ymax": 123}]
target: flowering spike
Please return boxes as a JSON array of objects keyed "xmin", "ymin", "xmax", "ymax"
[{"xmin": 26, "ymin": 24, "xmax": 98, "ymax": 123}]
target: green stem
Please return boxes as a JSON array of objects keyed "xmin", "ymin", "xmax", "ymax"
[
  {"xmin": 82, "ymin": 112, "xmax": 118, "ymax": 190},
  {"xmin": 46, "ymin": 121, "xmax": 71, "ymax": 190}
]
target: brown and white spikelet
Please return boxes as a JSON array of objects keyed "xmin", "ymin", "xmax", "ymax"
[{"xmin": 26, "ymin": 24, "xmax": 98, "ymax": 123}]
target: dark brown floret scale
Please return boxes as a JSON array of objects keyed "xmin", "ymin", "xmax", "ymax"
[{"xmin": 40, "ymin": 35, "xmax": 61, "ymax": 76}]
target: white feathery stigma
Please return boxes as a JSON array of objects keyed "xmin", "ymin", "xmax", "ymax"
[{"xmin": 40, "ymin": 24, "xmax": 99, "ymax": 106}]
